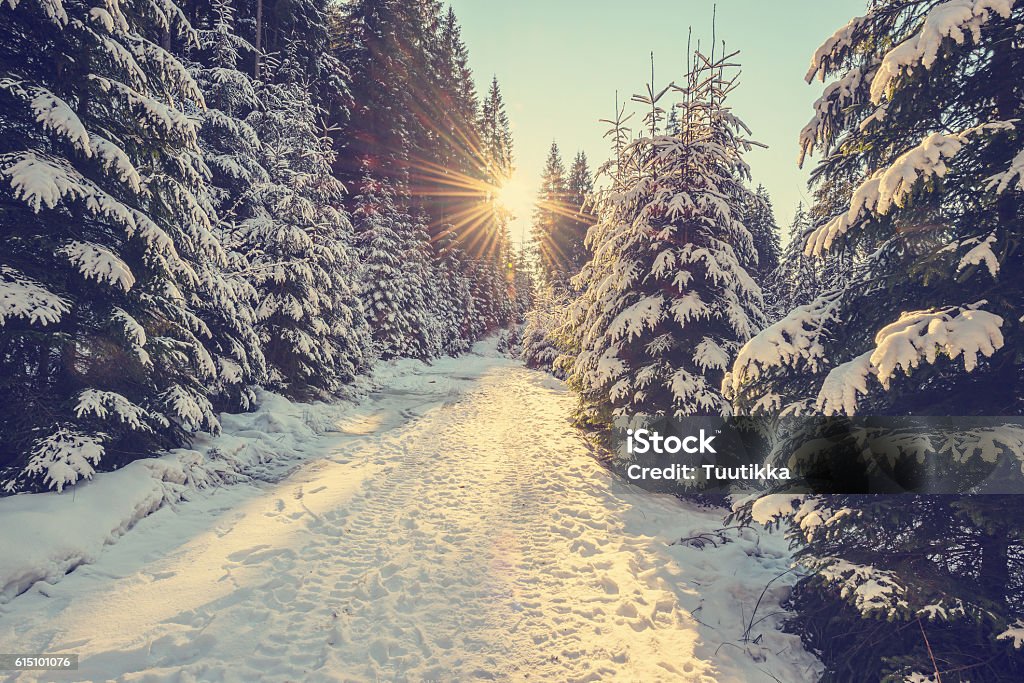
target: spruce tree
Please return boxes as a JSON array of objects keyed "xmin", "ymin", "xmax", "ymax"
[
  {"xmin": 480, "ymin": 77, "xmax": 513, "ymax": 189},
  {"xmin": 522, "ymin": 284, "xmax": 569, "ymax": 376},
  {"xmin": 353, "ymin": 171, "xmax": 434, "ymax": 360},
  {"xmin": 532, "ymin": 141, "xmax": 571, "ymax": 285},
  {"xmin": 336, "ymin": 0, "xmax": 419, "ymax": 187},
  {"xmin": 564, "ymin": 151, "xmax": 595, "ymax": 278},
  {"xmin": 242, "ymin": 59, "xmax": 370, "ymax": 397},
  {"xmin": 567, "ymin": 50, "xmax": 765, "ymax": 423},
  {"xmin": 1, "ymin": 0, "xmax": 232, "ymax": 491},
  {"xmin": 726, "ymin": 3, "xmax": 1024, "ymax": 678},
  {"xmin": 433, "ymin": 236, "xmax": 475, "ymax": 355},
  {"xmin": 188, "ymin": 0, "xmax": 269, "ymax": 411},
  {"xmin": 770, "ymin": 204, "xmax": 822, "ymax": 312},
  {"xmin": 741, "ymin": 185, "xmax": 781, "ymax": 288}
]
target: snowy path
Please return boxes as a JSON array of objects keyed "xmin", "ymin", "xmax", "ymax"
[{"xmin": 0, "ymin": 349, "xmax": 818, "ymax": 682}]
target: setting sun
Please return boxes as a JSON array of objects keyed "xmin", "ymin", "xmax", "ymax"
[{"xmin": 493, "ymin": 172, "xmax": 535, "ymax": 223}]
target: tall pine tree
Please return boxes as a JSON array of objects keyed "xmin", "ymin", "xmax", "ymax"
[
  {"xmin": 726, "ymin": 3, "xmax": 1024, "ymax": 679},
  {"xmin": 1, "ymin": 0, "xmax": 231, "ymax": 491},
  {"xmin": 532, "ymin": 141, "xmax": 570, "ymax": 285}
]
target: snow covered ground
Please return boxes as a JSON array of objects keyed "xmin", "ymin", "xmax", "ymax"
[{"xmin": 0, "ymin": 342, "xmax": 820, "ymax": 682}]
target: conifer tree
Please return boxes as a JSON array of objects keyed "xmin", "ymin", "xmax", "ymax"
[
  {"xmin": 532, "ymin": 142, "xmax": 571, "ymax": 285},
  {"xmin": 353, "ymin": 171, "xmax": 435, "ymax": 360},
  {"xmin": 0, "ymin": 0, "xmax": 234, "ymax": 491},
  {"xmin": 770, "ymin": 205, "xmax": 823, "ymax": 312},
  {"xmin": 336, "ymin": 0, "xmax": 419, "ymax": 186},
  {"xmin": 564, "ymin": 151, "xmax": 595, "ymax": 277},
  {"xmin": 418, "ymin": 5, "xmax": 479, "ymax": 244},
  {"xmin": 726, "ymin": 3, "xmax": 1024, "ymax": 678},
  {"xmin": 480, "ymin": 77, "xmax": 513, "ymax": 189},
  {"xmin": 188, "ymin": 0, "xmax": 269, "ymax": 411},
  {"xmin": 567, "ymin": 50, "xmax": 765, "ymax": 424},
  {"xmin": 242, "ymin": 59, "xmax": 370, "ymax": 397},
  {"xmin": 740, "ymin": 185, "xmax": 781, "ymax": 288},
  {"xmin": 433, "ymin": 236, "xmax": 475, "ymax": 355},
  {"xmin": 522, "ymin": 284, "xmax": 569, "ymax": 376}
]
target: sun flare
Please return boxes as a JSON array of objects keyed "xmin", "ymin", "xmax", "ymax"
[{"xmin": 493, "ymin": 172, "xmax": 535, "ymax": 222}]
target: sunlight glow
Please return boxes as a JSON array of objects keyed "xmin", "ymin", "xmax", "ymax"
[{"xmin": 493, "ymin": 172, "xmax": 535, "ymax": 224}]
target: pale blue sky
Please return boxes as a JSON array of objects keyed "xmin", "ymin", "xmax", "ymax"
[{"xmin": 448, "ymin": 0, "xmax": 865, "ymax": 244}]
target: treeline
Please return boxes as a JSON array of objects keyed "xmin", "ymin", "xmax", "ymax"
[
  {"xmin": 0, "ymin": 0, "xmax": 527, "ymax": 494},
  {"xmin": 526, "ymin": 2, "xmax": 1024, "ymax": 680}
]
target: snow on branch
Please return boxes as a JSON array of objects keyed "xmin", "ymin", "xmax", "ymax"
[
  {"xmin": 987, "ymin": 148, "xmax": 1024, "ymax": 193},
  {"xmin": 725, "ymin": 293, "xmax": 842, "ymax": 395},
  {"xmin": 1, "ymin": 152, "xmax": 176, "ymax": 257},
  {"xmin": 112, "ymin": 308, "xmax": 151, "ymax": 366},
  {"xmin": 749, "ymin": 495, "xmax": 854, "ymax": 542},
  {"xmin": 90, "ymin": 135, "xmax": 145, "ymax": 195},
  {"xmin": 30, "ymin": 88, "xmax": 90, "ymax": 153},
  {"xmin": 74, "ymin": 390, "xmax": 164, "ymax": 431},
  {"xmin": 816, "ymin": 352, "xmax": 876, "ymax": 416},
  {"xmin": 998, "ymin": 620, "xmax": 1024, "ymax": 648},
  {"xmin": 5, "ymin": 0, "xmax": 69, "ymax": 27},
  {"xmin": 92, "ymin": 77, "xmax": 196, "ymax": 142},
  {"xmin": 817, "ymin": 304, "xmax": 1004, "ymax": 414},
  {"xmin": 806, "ymin": 15, "xmax": 869, "ymax": 83},
  {"xmin": 799, "ymin": 64, "xmax": 877, "ymax": 166},
  {"xmin": 870, "ymin": 0, "xmax": 1017, "ymax": 103},
  {"xmin": 0, "ymin": 266, "xmax": 70, "ymax": 327},
  {"xmin": 956, "ymin": 232, "xmax": 1000, "ymax": 276},
  {"xmin": 818, "ymin": 558, "xmax": 909, "ymax": 617},
  {"xmin": 939, "ymin": 424, "xmax": 1024, "ymax": 464},
  {"xmin": 60, "ymin": 241, "xmax": 136, "ymax": 292},
  {"xmin": 25, "ymin": 429, "xmax": 106, "ymax": 493},
  {"xmin": 608, "ymin": 295, "xmax": 663, "ymax": 341},
  {"xmin": 161, "ymin": 385, "xmax": 219, "ymax": 433},
  {"xmin": 804, "ymin": 124, "xmax": 1014, "ymax": 257}
]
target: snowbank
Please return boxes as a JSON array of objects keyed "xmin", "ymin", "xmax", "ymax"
[
  {"xmin": 0, "ymin": 339, "xmax": 510, "ymax": 605},
  {"xmin": 0, "ymin": 391, "xmax": 339, "ymax": 604}
]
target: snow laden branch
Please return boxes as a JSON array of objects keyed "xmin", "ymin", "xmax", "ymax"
[
  {"xmin": 727, "ymin": 300, "xmax": 1005, "ymax": 415},
  {"xmin": 870, "ymin": 0, "xmax": 1018, "ymax": 103},
  {"xmin": 817, "ymin": 304, "xmax": 1003, "ymax": 415},
  {"xmin": 0, "ymin": 266, "xmax": 70, "ymax": 327},
  {"xmin": 742, "ymin": 497, "xmax": 909, "ymax": 620},
  {"xmin": 998, "ymin": 621, "xmax": 1024, "ymax": 649},
  {"xmin": 25, "ymin": 429, "xmax": 106, "ymax": 493},
  {"xmin": 724, "ymin": 293, "xmax": 842, "ymax": 395},
  {"xmin": 804, "ymin": 123, "xmax": 1014, "ymax": 257},
  {"xmin": 59, "ymin": 242, "xmax": 136, "ymax": 292}
]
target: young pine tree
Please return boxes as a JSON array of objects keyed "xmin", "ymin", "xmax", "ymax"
[{"xmin": 567, "ymin": 50, "xmax": 766, "ymax": 424}]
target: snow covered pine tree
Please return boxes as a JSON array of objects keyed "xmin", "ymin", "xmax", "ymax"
[
  {"xmin": 242, "ymin": 51, "xmax": 371, "ymax": 398},
  {"xmin": 725, "ymin": 2, "xmax": 1024, "ymax": 679},
  {"xmin": 567, "ymin": 50, "xmax": 766, "ymax": 425},
  {"xmin": 352, "ymin": 170, "xmax": 436, "ymax": 360},
  {"xmin": 187, "ymin": 0, "xmax": 269, "ymax": 411},
  {"xmin": 1, "ymin": 0, "xmax": 238, "ymax": 492}
]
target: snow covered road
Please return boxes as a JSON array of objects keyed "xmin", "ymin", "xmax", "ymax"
[{"xmin": 0, "ymin": 348, "xmax": 818, "ymax": 682}]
